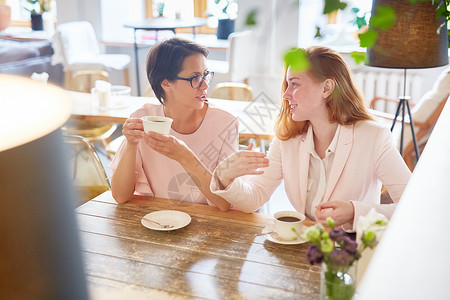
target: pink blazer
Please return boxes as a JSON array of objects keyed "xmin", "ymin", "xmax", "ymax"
[{"xmin": 211, "ymin": 120, "xmax": 411, "ymax": 229}]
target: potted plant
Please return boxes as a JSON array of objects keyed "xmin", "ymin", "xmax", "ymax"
[
  {"xmin": 25, "ymin": 0, "xmax": 50, "ymax": 31},
  {"xmin": 207, "ymin": 0, "xmax": 238, "ymax": 40},
  {"xmin": 304, "ymin": 212, "xmax": 388, "ymax": 300}
]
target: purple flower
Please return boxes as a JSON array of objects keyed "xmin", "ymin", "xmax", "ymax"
[
  {"xmin": 342, "ymin": 236, "xmax": 358, "ymax": 255},
  {"xmin": 329, "ymin": 249, "xmax": 353, "ymax": 266},
  {"xmin": 329, "ymin": 229, "xmax": 346, "ymax": 243},
  {"xmin": 306, "ymin": 245, "xmax": 324, "ymax": 265}
]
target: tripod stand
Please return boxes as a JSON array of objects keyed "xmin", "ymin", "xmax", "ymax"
[{"xmin": 390, "ymin": 69, "xmax": 420, "ymax": 161}]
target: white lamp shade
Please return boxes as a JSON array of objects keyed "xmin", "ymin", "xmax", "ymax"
[{"xmin": 0, "ymin": 74, "xmax": 72, "ymax": 151}]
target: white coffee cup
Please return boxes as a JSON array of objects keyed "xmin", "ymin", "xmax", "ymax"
[
  {"xmin": 273, "ymin": 211, "xmax": 306, "ymax": 241},
  {"xmin": 92, "ymin": 80, "xmax": 112, "ymax": 109},
  {"xmin": 31, "ymin": 72, "xmax": 49, "ymax": 85},
  {"xmin": 141, "ymin": 116, "xmax": 173, "ymax": 135}
]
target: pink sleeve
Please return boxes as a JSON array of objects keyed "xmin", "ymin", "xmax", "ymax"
[{"xmin": 108, "ymin": 140, "xmax": 154, "ymax": 196}]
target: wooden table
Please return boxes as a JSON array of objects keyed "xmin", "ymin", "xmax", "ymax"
[
  {"xmin": 124, "ymin": 18, "xmax": 207, "ymax": 95},
  {"xmin": 76, "ymin": 191, "xmax": 319, "ymax": 299},
  {"xmin": 68, "ymin": 91, "xmax": 277, "ymax": 141},
  {"xmin": 0, "ymin": 26, "xmax": 53, "ymax": 41}
]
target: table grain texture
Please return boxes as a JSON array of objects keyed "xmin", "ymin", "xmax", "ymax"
[{"xmin": 76, "ymin": 191, "xmax": 320, "ymax": 299}]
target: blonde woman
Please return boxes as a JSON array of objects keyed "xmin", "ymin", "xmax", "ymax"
[{"xmin": 211, "ymin": 46, "xmax": 411, "ymax": 229}]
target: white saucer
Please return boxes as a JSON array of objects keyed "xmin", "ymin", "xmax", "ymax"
[
  {"xmin": 262, "ymin": 224, "xmax": 308, "ymax": 245},
  {"xmin": 97, "ymin": 103, "xmax": 128, "ymax": 110},
  {"xmin": 141, "ymin": 210, "xmax": 191, "ymax": 231}
]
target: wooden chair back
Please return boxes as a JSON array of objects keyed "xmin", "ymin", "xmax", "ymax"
[
  {"xmin": 403, "ymin": 95, "xmax": 448, "ymax": 169},
  {"xmin": 69, "ymin": 70, "xmax": 110, "ymax": 93},
  {"xmin": 210, "ymin": 82, "xmax": 254, "ymax": 101},
  {"xmin": 63, "ymin": 135, "xmax": 110, "ymax": 206}
]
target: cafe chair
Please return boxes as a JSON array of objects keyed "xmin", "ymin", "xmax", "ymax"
[
  {"xmin": 62, "ymin": 119, "xmax": 118, "ymax": 157},
  {"xmin": 68, "ymin": 70, "xmax": 110, "ymax": 93},
  {"xmin": 63, "ymin": 135, "xmax": 111, "ymax": 206},
  {"xmin": 63, "ymin": 70, "xmax": 118, "ymax": 159},
  {"xmin": 53, "ymin": 20, "xmax": 131, "ymax": 89},
  {"xmin": 370, "ymin": 66, "xmax": 450, "ymax": 170},
  {"xmin": 210, "ymin": 82, "xmax": 254, "ymax": 101},
  {"xmin": 210, "ymin": 82, "xmax": 261, "ymax": 151},
  {"xmin": 207, "ymin": 31, "xmax": 253, "ymax": 87}
]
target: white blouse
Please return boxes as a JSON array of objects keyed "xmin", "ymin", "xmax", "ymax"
[{"xmin": 305, "ymin": 125, "xmax": 340, "ymax": 220}]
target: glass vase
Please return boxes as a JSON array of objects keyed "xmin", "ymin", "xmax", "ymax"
[{"xmin": 320, "ymin": 262, "xmax": 356, "ymax": 300}]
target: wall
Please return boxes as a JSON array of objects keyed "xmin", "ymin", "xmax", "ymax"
[
  {"xmin": 56, "ymin": 0, "xmax": 102, "ymax": 38},
  {"xmin": 236, "ymin": 0, "xmax": 299, "ymax": 104},
  {"xmin": 54, "ymin": 0, "xmax": 447, "ymax": 102}
]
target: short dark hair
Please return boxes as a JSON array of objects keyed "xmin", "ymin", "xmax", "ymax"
[{"xmin": 146, "ymin": 37, "xmax": 209, "ymax": 104}]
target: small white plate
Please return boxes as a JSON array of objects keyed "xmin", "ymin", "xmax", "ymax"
[
  {"xmin": 262, "ymin": 224, "xmax": 308, "ymax": 245},
  {"xmin": 141, "ymin": 210, "xmax": 191, "ymax": 231},
  {"xmin": 97, "ymin": 103, "xmax": 128, "ymax": 110}
]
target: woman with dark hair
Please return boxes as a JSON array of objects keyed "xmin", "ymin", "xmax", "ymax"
[
  {"xmin": 109, "ymin": 37, "xmax": 238, "ymax": 210},
  {"xmin": 211, "ymin": 46, "xmax": 411, "ymax": 229}
]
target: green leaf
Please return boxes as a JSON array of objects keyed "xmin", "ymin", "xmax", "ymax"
[
  {"xmin": 350, "ymin": 52, "xmax": 366, "ymax": 65},
  {"xmin": 356, "ymin": 16, "xmax": 367, "ymax": 29},
  {"xmin": 436, "ymin": 3, "xmax": 448, "ymax": 19},
  {"xmin": 362, "ymin": 230, "xmax": 377, "ymax": 248},
  {"xmin": 283, "ymin": 48, "xmax": 310, "ymax": 72},
  {"xmin": 326, "ymin": 217, "xmax": 335, "ymax": 229},
  {"xmin": 320, "ymin": 239, "xmax": 334, "ymax": 253},
  {"xmin": 305, "ymin": 224, "xmax": 323, "ymax": 243},
  {"xmin": 358, "ymin": 29, "xmax": 378, "ymax": 48},
  {"xmin": 375, "ymin": 219, "xmax": 388, "ymax": 225},
  {"xmin": 315, "ymin": 26, "xmax": 323, "ymax": 39},
  {"xmin": 323, "ymin": 0, "xmax": 348, "ymax": 15},
  {"xmin": 369, "ymin": 6, "xmax": 396, "ymax": 30},
  {"xmin": 245, "ymin": 9, "xmax": 258, "ymax": 27}
]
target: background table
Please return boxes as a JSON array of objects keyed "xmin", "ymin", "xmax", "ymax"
[
  {"xmin": 77, "ymin": 191, "xmax": 319, "ymax": 299},
  {"xmin": 124, "ymin": 18, "xmax": 207, "ymax": 95}
]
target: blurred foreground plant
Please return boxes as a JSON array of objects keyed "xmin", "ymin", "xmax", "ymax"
[{"xmin": 304, "ymin": 213, "xmax": 388, "ymax": 300}]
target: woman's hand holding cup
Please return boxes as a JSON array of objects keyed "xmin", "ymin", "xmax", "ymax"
[{"xmin": 122, "ymin": 118, "xmax": 144, "ymax": 145}]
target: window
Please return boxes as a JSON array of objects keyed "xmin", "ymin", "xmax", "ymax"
[
  {"xmin": 6, "ymin": 0, "xmax": 56, "ymax": 27},
  {"xmin": 151, "ymin": 0, "xmax": 194, "ymax": 19},
  {"xmin": 148, "ymin": 0, "xmax": 235, "ymax": 34},
  {"xmin": 298, "ymin": 0, "xmax": 372, "ymax": 48}
]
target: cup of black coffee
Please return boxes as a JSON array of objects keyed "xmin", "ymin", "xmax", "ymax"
[{"xmin": 273, "ymin": 211, "xmax": 306, "ymax": 240}]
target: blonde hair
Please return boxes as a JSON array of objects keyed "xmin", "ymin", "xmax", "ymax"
[{"xmin": 275, "ymin": 46, "xmax": 373, "ymax": 140}]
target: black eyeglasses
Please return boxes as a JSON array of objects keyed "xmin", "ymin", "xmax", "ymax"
[{"xmin": 174, "ymin": 71, "xmax": 214, "ymax": 89}]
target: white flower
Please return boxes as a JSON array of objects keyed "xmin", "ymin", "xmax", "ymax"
[{"xmin": 356, "ymin": 208, "xmax": 389, "ymax": 240}]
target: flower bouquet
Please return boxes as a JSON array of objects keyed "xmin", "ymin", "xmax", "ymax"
[
  {"xmin": 304, "ymin": 214, "xmax": 388, "ymax": 300},
  {"xmin": 25, "ymin": 0, "xmax": 51, "ymax": 15},
  {"xmin": 24, "ymin": 0, "xmax": 51, "ymax": 31}
]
